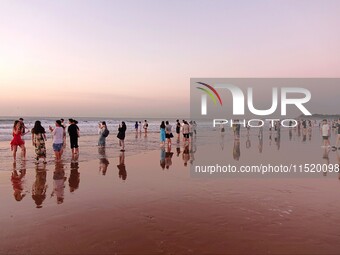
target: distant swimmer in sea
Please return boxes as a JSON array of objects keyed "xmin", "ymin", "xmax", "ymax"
[{"xmin": 10, "ymin": 120, "xmax": 26, "ymax": 162}]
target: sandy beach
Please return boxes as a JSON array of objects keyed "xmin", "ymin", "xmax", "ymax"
[{"xmin": 1, "ymin": 127, "xmax": 340, "ymax": 254}]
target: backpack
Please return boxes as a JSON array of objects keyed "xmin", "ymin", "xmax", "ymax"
[{"xmin": 102, "ymin": 129, "xmax": 109, "ymax": 137}]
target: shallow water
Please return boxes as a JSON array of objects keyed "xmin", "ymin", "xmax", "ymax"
[{"xmin": 0, "ymin": 126, "xmax": 340, "ymax": 254}]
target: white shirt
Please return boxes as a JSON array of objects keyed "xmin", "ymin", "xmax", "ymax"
[
  {"xmin": 53, "ymin": 127, "xmax": 64, "ymax": 144},
  {"xmin": 322, "ymin": 124, "xmax": 329, "ymax": 136}
]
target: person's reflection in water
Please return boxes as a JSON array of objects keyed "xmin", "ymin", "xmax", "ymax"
[
  {"xmin": 220, "ymin": 131, "xmax": 225, "ymax": 151},
  {"xmin": 308, "ymin": 127, "xmax": 312, "ymax": 141},
  {"xmin": 98, "ymin": 147, "xmax": 109, "ymax": 176},
  {"xmin": 69, "ymin": 161, "xmax": 80, "ymax": 192},
  {"xmin": 11, "ymin": 161, "xmax": 26, "ymax": 202},
  {"xmin": 258, "ymin": 135, "xmax": 263, "ymax": 153},
  {"xmin": 322, "ymin": 147, "xmax": 330, "ymax": 176},
  {"xmin": 176, "ymin": 141, "xmax": 181, "ymax": 157},
  {"xmin": 182, "ymin": 143, "xmax": 190, "ymax": 166},
  {"xmin": 51, "ymin": 161, "xmax": 66, "ymax": 204},
  {"xmin": 117, "ymin": 151, "xmax": 127, "ymax": 181},
  {"xmin": 32, "ymin": 164, "xmax": 47, "ymax": 208},
  {"xmin": 302, "ymin": 132, "xmax": 307, "ymax": 142},
  {"xmin": 190, "ymin": 139, "xmax": 197, "ymax": 165},
  {"xmin": 289, "ymin": 129, "xmax": 293, "ymax": 141},
  {"xmin": 275, "ymin": 129, "xmax": 281, "ymax": 150},
  {"xmin": 233, "ymin": 138, "xmax": 240, "ymax": 161},
  {"xmin": 246, "ymin": 134, "xmax": 251, "ymax": 149},
  {"xmin": 160, "ymin": 147, "xmax": 166, "ymax": 169},
  {"xmin": 165, "ymin": 144, "xmax": 174, "ymax": 169}
]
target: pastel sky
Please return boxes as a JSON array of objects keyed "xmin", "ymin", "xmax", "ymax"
[{"xmin": 1, "ymin": 0, "xmax": 340, "ymax": 118}]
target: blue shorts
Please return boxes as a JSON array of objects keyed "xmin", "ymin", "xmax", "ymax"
[{"xmin": 53, "ymin": 143, "xmax": 63, "ymax": 152}]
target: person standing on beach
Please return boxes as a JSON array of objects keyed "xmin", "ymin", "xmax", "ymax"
[
  {"xmin": 176, "ymin": 119, "xmax": 181, "ymax": 141},
  {"xmin": 19, "ymin": 118, "xmax": 29, "ymax": 136},
  {"xmin": 135, "ymin": 121, "xmax": 139, "ymax": 133},
  {"xmin": 31, "ymin": 121, "xmax": 47, "ymax": 164},
  {"xmin": 139, "ymin": 121, "xmax": 142, "ymax": 133},
  {"xmin": 335, "ymin": 119, "xmax": 340, "ymax": 150},
  {"xmin": 160, "ymin": 121, "xmax": 166, "ymax": 147},
  {"xmin": 68, "ymin": 119, "xmax": 80, "ymax": 159},
  {"xmin": 143, "ymin": 120, "xmax": 148, "ymax": 135},
  {"xmin": 165, "ymin": 121, "xmax": 173, "ymax": 146},
  {"xmin": 321, "ymin": 119, "xmax": 330, "ymax": 147},
  {"xmin": 49, "ymin": 120, "xmax": 64, "ymax": 161},
  {"xmin": 98, "ymin": 121, "xmax": 109, "ymax": 147},
  {"xmin": 182, "ymin": 120, "xmax": 190, "ymax": 143},
  {"xmin": 10, "ymin": 120, "xmax": 26, "ymax": 161},
  {"xmin": 117, "ymin": 121, "xmax": 127, "ymax": 152},
  {"xmin": 60, "ymin": 118, "xmax": 67, "ymax": 149}
]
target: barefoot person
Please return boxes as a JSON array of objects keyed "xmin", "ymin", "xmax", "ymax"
[
  {"xmin": 165, "ymin": 121, "xmax": 173, "ymax": 146},
  {"xmin": 10, "ymin": 120, "xmax": 26, "ymax": 161},
  {"xmin": 176, "ymin": 119, "xmax": 181, "ymax": 141},
  {"xmin": 98, "ymin": 121, "xmax": 109, "ymax": 147},
  {"xmin": 160, "ymin": 121, "xmax": 166, "ymax": 147},
  {"xmin": 143, "ymin": 120, "xmax": 148, "ymax": 135},
  {"xmin": 117, "ymin": 121, "xmax": 127, "ymax": 152},
  {"xmin": 321, "ymin": 119, "xmax": 330, "ymax": 147},
  {"xmin": 68, "ymin": 119, "xmax": 80, "ymax": 160},
  {"xmin": 31, "ymin": 121, "xmax": 47, "ymax": 164},
  {"xmin": 49, "ymin": 120, "xmax": 64, "ymax": 161}
]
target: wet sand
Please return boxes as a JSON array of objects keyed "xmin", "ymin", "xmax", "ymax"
[
  {"xmin": 1, "ymin": 127, "xmax": 340, "ymax": 254},
  {"xmin": 1, "ymin": 143, "xmax": 340, "ymax": 254}
]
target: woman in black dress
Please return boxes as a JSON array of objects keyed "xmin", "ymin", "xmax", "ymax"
[{"xmin": 117, "ymin": 121, "xmax": 127, "ymax": 152}]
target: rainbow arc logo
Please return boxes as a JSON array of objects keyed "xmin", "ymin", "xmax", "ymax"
[{"xmin": 196, "ymin": 82, "xmax": 223, "ymax": 115}]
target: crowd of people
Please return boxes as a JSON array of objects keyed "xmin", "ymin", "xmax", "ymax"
[
  {"xmin": 9, "ymin": 118, "xmax": 198, "ymax": 163},
  {"xmin": 10, "ymin": 118, "xmax": 80, "ymax": 163}
]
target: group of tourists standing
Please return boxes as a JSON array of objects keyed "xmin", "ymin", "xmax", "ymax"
[
  {"xmin": 10, "ymin": 118, "xmax": 79, "ymax": 163},
  {"xmin": 160, "ymin": 119, "xmax": 197, "ymax": 146}
]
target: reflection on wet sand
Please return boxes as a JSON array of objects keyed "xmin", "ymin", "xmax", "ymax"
[
  {"xmin": 165, "ymin": 145, "xmax": 174, "ymax": 169},
  {"xmin": 98, "ymin": 147, "xmax": 109, "ymax": 176},
  {"xmin": 11, "ymin": 161, "xmax": 26, "ymax": 202},
  {"xmin": 117, "ymin": 152, "xmax": 127, "ymax": 181},
  {"xmin": 69, "ymin": 161, "xmax": 80, "ymax": 192},
  {"xmin": 233, "ymin": 139, "xmax": 240, "ymax": 161},
  {"xmin": 32, "ymin": 164, "xmax": 47, "ymax": 208},
  {"xmin": 51, "ymin": 162, "xmax": 66, "ymax": 204}
]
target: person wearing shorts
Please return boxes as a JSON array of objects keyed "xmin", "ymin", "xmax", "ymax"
[
  {"xmin": 182, "ymin": 120, "xmax": 190, "ymax": 142},
  {"xmin": 49, "ymin": 120, "xmax": 64, "ymax": 161},
  {"xmin": 321, "ymin": 119, "xmax": 330, "ymax": 147},
  {"xmin": 68, "ymin": 119, "xmax": 80, "ymax": 159}
]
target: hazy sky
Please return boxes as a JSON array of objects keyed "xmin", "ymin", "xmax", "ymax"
[{"xmin": 1, "ymin": 0, "xmax": 340, "ymax": 118}]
